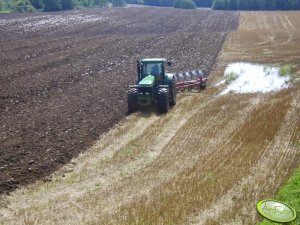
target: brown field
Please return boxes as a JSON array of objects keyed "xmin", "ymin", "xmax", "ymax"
[
  {"xmin": 1, "ymin": 10, "xmax": 300, "ymax": 225},
  {"xmin": 0, "ymin": 8, "xmax": 238, "ymax": 194}
]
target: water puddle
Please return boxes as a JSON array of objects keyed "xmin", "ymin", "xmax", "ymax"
[{"xmin": 218, "ymin": 62, "xmax": 291, "ymax": 95}]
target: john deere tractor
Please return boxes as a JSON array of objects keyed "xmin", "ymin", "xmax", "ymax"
[{"xmin": 127, "ymin": 58, "xmax": 176, "ymax": 113}]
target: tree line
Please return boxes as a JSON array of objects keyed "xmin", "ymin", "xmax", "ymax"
[
  {"xmin": 0, "ymin": 0, "xmax": 127, "ymax": 12},
  {"xmin": 0, "ymin": 0, "xmax": 212, "ymax": 12},
  {"xmin": 143, "ymin": 0, "xmax": 211, "ymax": 7},
  {"xmin": 1, "ymin": 0, "xmax": 300, "ymax": 13},
  {"xmin": 212, "ymin": 0, "xmax": 300, "ymax": 10}
]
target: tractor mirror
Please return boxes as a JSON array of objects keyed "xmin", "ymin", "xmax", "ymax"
[{"xmin": 167, "ymin": 61, "xmax": 172, "ymax": 66}]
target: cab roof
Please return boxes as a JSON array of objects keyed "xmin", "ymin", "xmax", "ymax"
[{"xmin": 141, "ymin": 58, "xmax": 166, "ymax": 63}]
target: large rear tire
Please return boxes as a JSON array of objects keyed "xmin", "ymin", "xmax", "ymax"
[
  {"xmin": 128, "ymin": 88, "xmax": 138, "ymax": 113},
  {"xmin": 157, "ymin": 88, "xmax": 169, "ymax": 113},
  {"xmin": 169, "ymin": 79, "xmax": 177, "ymax": 106}
]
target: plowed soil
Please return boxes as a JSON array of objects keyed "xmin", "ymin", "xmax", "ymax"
[{"xmin": 0, "ymin": 8, "xmax": 239, "ymax": 194}]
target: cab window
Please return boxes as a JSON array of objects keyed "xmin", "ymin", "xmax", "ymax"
[{"xmin": 143, "ymin": 63, "xmax": 162, "ymax": 77}]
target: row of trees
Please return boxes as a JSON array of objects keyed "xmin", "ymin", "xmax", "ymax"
[
  {"xmin": 2, "ymin": 0, "xmax": 300, "ymax": 12},
  {"xmin": 174, "ymin": 0, "xmax": 196, "ymax": 9},
  {"xmin": 0, "ymin": 0, "xmax": 4, "ymax": 10},
  {"xmin": 212, "ymin": 0, "xmax": 300, "ymax": 10},
  {"xmin": 143, "ymin": 0, "xmax": 300, "ymax": 9},
  {"xmin": 0, "ymin": 0, "xmax": 212, "ymax": 12},
  {"xmin": 143, "ymin": 0, "xmax": 211, "ymax": 7},
  {"xmin": 1, "ymin": 0, "xmax": 127, "ymax": 12}
]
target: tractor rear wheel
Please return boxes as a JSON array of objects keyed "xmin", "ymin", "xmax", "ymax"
[
  {"xmin": 128, "ymin": 88, "xmax": 138, "ymax": 113},
  {"xmin": 157, "ymin": 88, "xmax": 169, "ymax": 113},
  {"xmin": 169, "ymin": 79, "xmax": 177, "ymax": 106}
]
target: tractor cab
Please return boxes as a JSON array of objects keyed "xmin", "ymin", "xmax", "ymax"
[{"xmin": 137, "ymin": 58, "xmax": 171, "ymax": 85}]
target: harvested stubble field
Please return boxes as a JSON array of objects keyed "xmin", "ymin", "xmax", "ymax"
[
  {"xmin": 1, "ymin": 9, "xmax": 300, "ymax": 225},
  {"xmin": 0, "ymin": 8, "xmax": 238, "ymax": 194}
]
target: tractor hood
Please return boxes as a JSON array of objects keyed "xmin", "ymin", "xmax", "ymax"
[{"xmin": 139, "ymin": 75, "xmax": 155, "ymax": 86}]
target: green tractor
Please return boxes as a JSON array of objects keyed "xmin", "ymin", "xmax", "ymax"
[{"xmin": 127, "ymin": 58, "xmax": 177, "ymax": 113}]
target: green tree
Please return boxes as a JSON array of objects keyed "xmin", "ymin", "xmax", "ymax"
[
  {"xmin": 61, "ymin": 0, "xmax": 76, "ymax": 9},
  {"xmin": 288, "ymin": 0, "xmax": 300, "ymax": 9},
  {"xmin": 77, "ymin": 0, "xmax": 94, "ymax": 7},
  {"xmin": 193, "ymin": 0, "xmax": 212, "ymax": 7},
  {"xmin": 4, "ymin": 0, "xmax": 11, "ymax": 9},
  {"xmin": 174, "ymin": 0, "xmax": 196, "ymax": 9},
  {"xmin": 213, "ymin": 0, "xmax": 300, "ymax": 10},
  {"xmin": 212, "ymin": 0, "xmax": 226, "ymax": 9},
  {"xmin": 264, "ymin": 0, "xmax": 276, "ymax": 10},
  {"xmin": 12, "ymin": 0, "xmax": 36, "ymax": 12},
  {"xmin": 126, "ymin": 0, "xmax": 143, "ymax": 4},
  {"xmin": 44, "ymin": 0, "xmax": 62, "ymax": 11},
  {"xmin": 228, "ymin": 0, "xmax": 235, "ymax": 9},
  {"xmin": 276, "ymin": 0, "xmax": 288, "ymax": 9},
  {"xmin": 94, "ymin": 0, "xmax": 108, "ymax": 7},
  {"xmin": 29, "ymin": 0, "xmax": 44, "ymax": 10},
  {"xmin": 160, "ymin": 0, "xmax": 173, "ymax": 6},
  {"xmin": 112, "ymin": 0, "xmax": 126, "ymax": 6},
  {"xmin": 0, "ymin": 0, "xmax": 4, "ymax": 10},
  {"xmin": 252, "ymin": 0, "xmax": 261, "ymax": 10},
  {"xmin": 144, "ymin": 0, "xmax": 159, "ymax": 5},
  {"xmin": 236, "ymin": 0, "xmax": 248, "ymax": 10}
]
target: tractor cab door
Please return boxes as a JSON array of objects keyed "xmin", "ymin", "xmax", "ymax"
[{"xmin": 150, "ymin": 63, "xmax": 163, "ymax": 85}]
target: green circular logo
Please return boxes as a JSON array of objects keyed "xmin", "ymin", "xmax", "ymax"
[{"xmin": 257, "ymin": 200, "xmax": 297, "ymax": 223}]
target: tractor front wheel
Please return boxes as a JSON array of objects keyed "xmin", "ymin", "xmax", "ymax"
[
  {"xmin": 128, "ymin": 88, "xmax": 138, "ymax": 113},
  {"xmin": 157, "ymin": 88, "xmax": 169, "ymax": 113}
]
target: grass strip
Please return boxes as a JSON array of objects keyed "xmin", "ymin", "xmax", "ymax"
[{"xmin": 257, "ymin": 166, "xmax": 300, "ymax": 225}]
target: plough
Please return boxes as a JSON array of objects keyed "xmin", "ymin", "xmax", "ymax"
[{"xmin": 175, "ymin": 70, "xmax": 208, "ymax": 91}]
